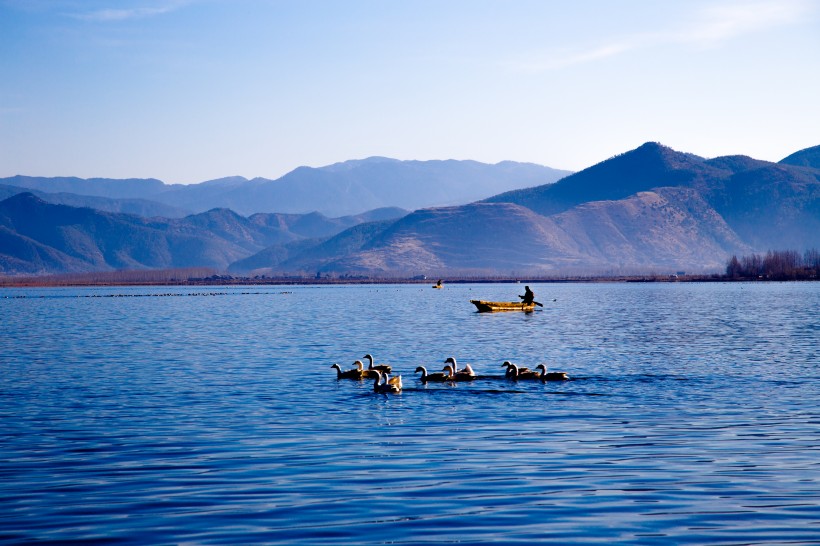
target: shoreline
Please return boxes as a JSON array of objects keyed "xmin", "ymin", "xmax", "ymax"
[{"xmin": 1, "ymin": 273, "xmax": 816, "ymax": 288}]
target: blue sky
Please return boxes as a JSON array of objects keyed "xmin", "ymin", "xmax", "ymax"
[{"xmin": 1, "ymin": 0, "xmax": 818, "ymax": 184}]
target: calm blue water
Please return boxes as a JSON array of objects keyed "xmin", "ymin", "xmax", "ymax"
[{"xmin": 1, "ymin": 282, "xmax": 819, "ymax": 544}]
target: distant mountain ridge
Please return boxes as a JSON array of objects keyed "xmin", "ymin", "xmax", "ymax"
[
  {"xmin": 2, "ymin": 157, "xmax": 571, "ymax": 217},
  {"xmin": 240, "ymin": 142, "xmax": 820, "ymax": 276},
  {"xmin": 0, "ymin": 183, "xmax": 190, "ymax": 218},
  {"xmin": 1, "ymin": 175, "xmax": 167, "ymax": 199},
  {"xmin": 2, "ymin": 143, "xmax": 819, "ymax": 277},
  {"xmin": 0, "ymin": 193, "xmax": 407, "ymax": 275}
]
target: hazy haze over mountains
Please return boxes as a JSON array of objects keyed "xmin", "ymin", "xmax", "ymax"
[
  {"xmin": 1, "ymin": 158, "xmax": 571, "ymax": 218},
  {"xmin": 2, "ymin": 143, "xmax": 819, "ymax": 277}
]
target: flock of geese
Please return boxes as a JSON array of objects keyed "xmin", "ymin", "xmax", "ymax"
[{"xmin": 331, "ymin": 354, "xmax": 569, "ymax": 394}]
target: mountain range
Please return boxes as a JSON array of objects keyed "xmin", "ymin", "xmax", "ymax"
[
  {"xmin": 1, "ymin": 142, "xmax": 819, "ymax": 277},
  {"xmin": 1, "ymin": 158, "xmax": 570, "ymax": 217},
  {"xmin": 0, "ymin": 195, "xmax": 407, "ymax": 274}
]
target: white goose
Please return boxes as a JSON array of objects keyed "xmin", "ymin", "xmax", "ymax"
[
  {"xmin": 442, "ymin": 363, "xmax": 477, "ymax": 382},
  {"xmin": 444, "ymin": 356, "xmax": 475, "ymax": 377},
  {"xmin": 373, "ymin": 370, "xmax": 401, "ymax": 393}
]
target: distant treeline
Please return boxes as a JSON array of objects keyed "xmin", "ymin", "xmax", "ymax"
[{"xmin": 726, "ymin": 249, "xmax": 820, "ymax": 280}]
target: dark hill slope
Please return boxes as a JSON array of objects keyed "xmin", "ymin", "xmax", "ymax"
[
  {"xmin": 170, "ymin": 208, "xmax": 291, "ymax": 251},
  {"xmin": 0, "ymin": 193, "xmax": 174, "ymax": 271},
  {"xmin": 0, "ymin": 184, "xmax": 190, "ymax": 218},
  {"xmin": 780, "ymin": 144, "xmax": 820, "ymax": 169},
  {"xmin": 0, "ymin": 193, "xmax": 412, "ymax": 275},
  {"xmin": 716, "ymin": 164, "xmax": 820, "ymax": 250},
  {"xmin": 0, "ymin": 194, "xmax": 280, "ymax": 273},
  {"xmin": 0, "ymin": 226, "xmax": 95, "ymax": 275}
]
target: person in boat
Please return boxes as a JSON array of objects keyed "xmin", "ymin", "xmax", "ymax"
[{"xmin": 519, "ymin": 285, "xmax": 534, "ymax": 305}]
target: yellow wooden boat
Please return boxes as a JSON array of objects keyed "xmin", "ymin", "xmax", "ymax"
[{"xmin": 470, "ymin": 299, "xmax": 536, "ymax": 313}]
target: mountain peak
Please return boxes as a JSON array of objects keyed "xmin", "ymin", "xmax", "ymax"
[
  {"xmin": 1, "ymin": 191, "xmax": 49, "ymax": 208},
  {"xmin": 619, "ymin": 141, "xmax": 705, "ymax": 166},
  {"xmin": 483, "ymin": 142, "xmax": 712, "ymax": 216}
]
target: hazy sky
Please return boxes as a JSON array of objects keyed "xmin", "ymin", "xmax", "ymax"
[{"xmin": 1, "ymin": 0, "xmax": 818, "ymax": 184}]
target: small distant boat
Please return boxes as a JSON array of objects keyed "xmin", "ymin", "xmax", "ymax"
[
  {"xmin": 470, "ymin": 300, "xmax": 536, "ymax": 313},
  {"xmin": 433, "ymin": 279, "xmax": 443, "ymax": 289}
]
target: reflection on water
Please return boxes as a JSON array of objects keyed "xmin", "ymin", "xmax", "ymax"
[{"xmin": 1, "ymin": 282, "xmax": 819, "ymax": 543}]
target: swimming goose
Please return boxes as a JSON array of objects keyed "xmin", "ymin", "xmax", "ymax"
[
  {"xmin": 373, "ymin": 370, "xmax": 401, "ymax": 393},
  {"xmin": 385, "ymin": 373, "xmax": 403, "ymax": 390},
  {"xmin": 331, "ymin": 363, "xmax": 363, "ymax": 380},
  {"xmin": 444, "ymin": 356, "xmax": 475, "ymax": 377},
  {"xmin": 352, "ymin": 360, "xmax": 379, "ymax": 379},
  {"xmin": 415, "ymin": 366, "xmax": 452, "ymax": 382},
  {"xmin": 442, "ymin": 363, "xmax": 477, "ymax": 382},
  {"xmin": 363, "ymin": 353, "xmax": 392, "ymax": 374},
  {"xmin": 535, "ymin": 363, "xmax": 570, "ymax": 381},
  {"xmin": 501, "ymin": 361, "xmax": 531, "ymax": 378},
  {"xmin": 503, "ymin": 362, "xmax": 540, "ymax": 380}
]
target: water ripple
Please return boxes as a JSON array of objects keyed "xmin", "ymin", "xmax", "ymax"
[{"xmin": 2, "ymin": 282, "xmax": 820, "ymax": 543}]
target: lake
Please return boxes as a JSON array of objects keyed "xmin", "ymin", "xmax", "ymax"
[{"xmin": 1, "ymin": 281, "xmax": 819, "ymax": 544}]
